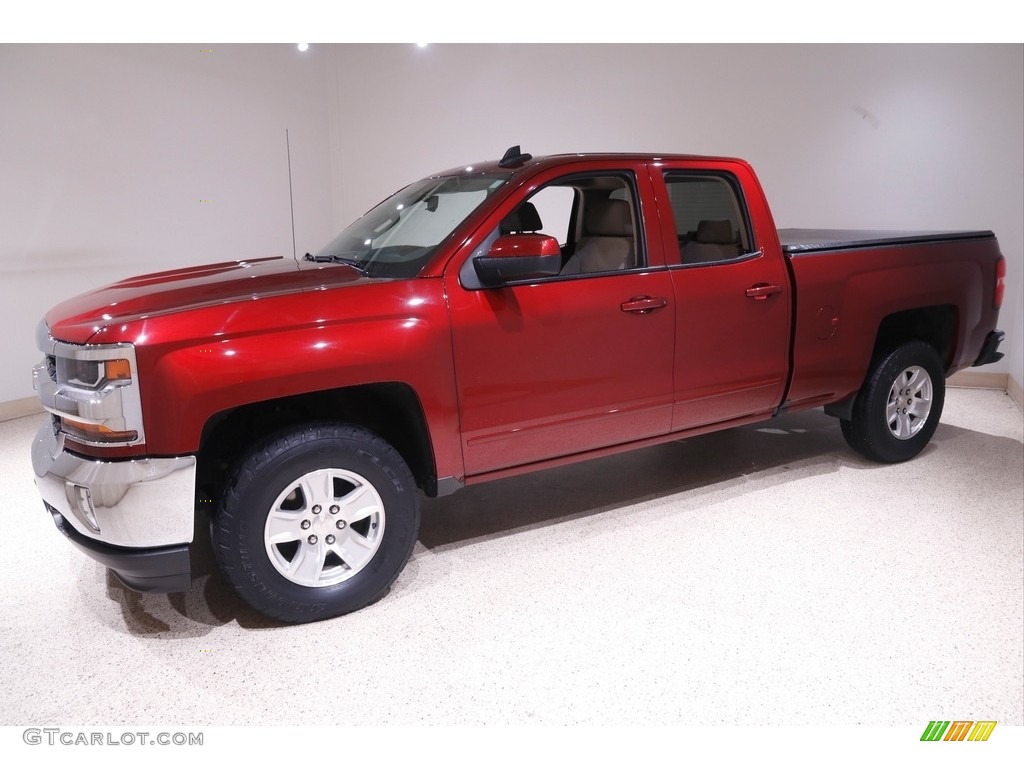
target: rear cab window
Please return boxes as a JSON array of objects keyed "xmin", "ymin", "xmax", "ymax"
[{"xmin": 662, "ymin": 172, "xmax": 757, "ymax": 266}]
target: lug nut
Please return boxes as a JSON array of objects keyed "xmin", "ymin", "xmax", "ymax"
[
  {"xmin": 326, "ymin": 534, "xmax": 336, "ymax": 545},
  {"xmin": 300, "ymin": 520, "xmax": 311, "ymax": 530},
  {"xmin": 307, "ymin": 534, "xmax": 318, "ymax": 545},
  {"xmin": 330, "ymin": 505, "xmax": 340, "ymax": 515},
  {"xmin": 312, "ymin": 505, "xmax": 322, "ymax": 514},
  {"xmin": 336, "ymin": 520, "xmax": 347, "ymax": 530}
]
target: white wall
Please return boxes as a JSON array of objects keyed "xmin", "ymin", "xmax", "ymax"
[
  {"xmin": 1, "ymin": 44, "xmax": 1020, "ymax": 405},
  {"xmin": 328, "ymin": 43, "xmax": 1023, "ymax": 391},
  {"xmin": 0, "ymin": 44, "xmax": 336, "ymax": 404}
]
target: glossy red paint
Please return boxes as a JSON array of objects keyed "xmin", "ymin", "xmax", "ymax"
[
  {"xmin": 488, "ymin": 233, "xmax": 561, "ymax": 258},
  {"xmin": 443, "ymin": 157, "xmax": 676, "ymax": 475},
  {"xmin": 650, "ymin": 158, "xmax": 792, "ymax": 429},
  {"xmin": 135, "ymin": 276, "xmax": 461, "ymax": 472},
  {"xmin": 39, "ymin": 152, "xmax": 1005, "ymax": 489},
  {"xmin": 47, "ymin": 258, "xmax": 462, "ymax": 475},
  {"xmin": 784, "ymin": 238, "xmax": 1002, "ymax": 407},
  {"xmin": 45, "ymin": 257, "xmax": 355, "ymax": 344}
]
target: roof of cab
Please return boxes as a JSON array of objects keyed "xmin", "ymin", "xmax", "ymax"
[{"xmin": 432, "ymin": 150, "xmax": 747, "ymax": 178}]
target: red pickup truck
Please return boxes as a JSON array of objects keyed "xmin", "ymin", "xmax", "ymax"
[{"xmin": 31, "ymin": 147, "xmax": 1006, "ymax": 622}]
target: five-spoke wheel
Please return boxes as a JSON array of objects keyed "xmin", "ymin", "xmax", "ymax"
[
  {"xmin": 884, "ymin": 364, "xmax": 934, "ymax": 440},
  {"xmin": 265, "ymin": 468, "xmax": 386, "ymax": 588},
  {"xmin": 212, "ymin": 424, "xmax": 420, "ymax": 623}
]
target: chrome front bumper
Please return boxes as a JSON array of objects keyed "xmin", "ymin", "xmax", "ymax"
[{"xmin": 32, "ymin": 420, "xmax": 197, "ymax": 591}]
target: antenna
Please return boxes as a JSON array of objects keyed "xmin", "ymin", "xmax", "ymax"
[
  {"xmin": 498, "ymin": 144, "xmax": 532, "ymax": 168},
  {"xmin": 286, "ymin": 128, "xmax": 298, "ymax": 263}
]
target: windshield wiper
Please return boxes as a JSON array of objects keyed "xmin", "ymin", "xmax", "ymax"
[{"xmin": 303, "ymin": 253, "xmax": 372, "ymax": 277}]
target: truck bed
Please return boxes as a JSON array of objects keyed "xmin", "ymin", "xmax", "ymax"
[{"xmin": 779, "ymin": 228, "xmax": 995, "ymax": 254}]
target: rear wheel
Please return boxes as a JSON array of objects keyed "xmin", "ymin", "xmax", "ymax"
[
  {"xmin": 841, "ymin": 340, "xmax": 945, "ymax": 463},
  {"xmin": 212, "ymin": 423, "xmax": 420, "ymax": 623}
]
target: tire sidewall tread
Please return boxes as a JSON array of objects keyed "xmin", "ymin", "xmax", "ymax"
[
  {"xmin": 842, "ymin": 340, "xmax": 945, "ymax": 463},
  {"xmin": 212, "ymin": 423, "xmax": 420, "ymax": 623}
]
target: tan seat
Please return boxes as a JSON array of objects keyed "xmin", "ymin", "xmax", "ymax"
[
  {"xmin": 562, "ymin": 199, "xmax": 635, "ymax": 274},
  {"xmin": 680, "ymin": 219, "xmax": 741, "ymax": 264}
]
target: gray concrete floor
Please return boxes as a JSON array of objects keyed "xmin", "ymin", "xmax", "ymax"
[{"xmin": 1, "ymin": 388, "xmax": 1021, "ymax": 726}]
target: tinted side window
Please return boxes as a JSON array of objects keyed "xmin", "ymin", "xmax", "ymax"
[{"xmin": 663, "ymin": 173, "xmax": 753, "ymax": 265}]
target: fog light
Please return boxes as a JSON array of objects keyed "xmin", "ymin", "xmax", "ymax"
[{"xmin": 65, "ymin": 482, "xmax": 100, "ymax": 533}]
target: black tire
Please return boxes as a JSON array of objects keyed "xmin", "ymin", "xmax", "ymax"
[
  {"xmin": 212, "ymin": 423, "xmax": 420, "ymax": 623},
  {"xmin": 841, "ymin": 340, "xmax": 945, "ymax": 463}
]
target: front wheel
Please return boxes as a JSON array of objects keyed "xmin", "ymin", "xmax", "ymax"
[
  {"xmin": 840, "ymin": 340, "xmax": 946, "ymax": 463},
  {"xmin": 212, "ymin": 423, "xmax": 420, "ymax": 623}
]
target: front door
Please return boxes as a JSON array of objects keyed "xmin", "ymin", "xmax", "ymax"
[{"xmin": 445, "ymin": 167, "xmax": 676, "ymax": 476}]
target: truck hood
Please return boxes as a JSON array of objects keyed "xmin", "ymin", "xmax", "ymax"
[{"xmin": 45, "ymin": 256, "xmax": 368, "ymax": 344}]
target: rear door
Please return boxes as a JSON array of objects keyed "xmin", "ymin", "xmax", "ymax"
[
  {"xmin": 653, "ymin": 162, "xmax": 791, "ymax": 429},
  {"xmin": 445, "ymin": 162, "xmax": 676, "ymax": 476}
]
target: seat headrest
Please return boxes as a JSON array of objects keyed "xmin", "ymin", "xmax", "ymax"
[
  {"xmin": 584, "ymin": 198, "xmax": 633, "ymax": 237},
  {"xmin": 695, "ymin": 219, "xmax": 735, "ymax": 244},
  {"xmin": 500, "ymin": 202, "xmax": 543, "ymax": 234}
]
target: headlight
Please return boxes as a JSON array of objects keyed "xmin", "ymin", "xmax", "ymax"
[
  {"xmin": 57, "ymin": 357, "xmax": 133, "ymax": 389},
  {"xmin": 34, "ymin": 321, "xmax": 145, "ymax": 446}
]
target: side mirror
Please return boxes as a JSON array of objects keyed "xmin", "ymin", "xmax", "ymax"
[{"xmin": 473, "ymin": 234, "xmax": 562, "ymax": 287}]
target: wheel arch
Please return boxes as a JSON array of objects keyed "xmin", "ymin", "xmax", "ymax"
[
  {"xmin": 872, "ymin": 304, "xmax": 958, "ymax": 371},
  {"xmin": 825, "ymin": 304, "xmax": 957, "ymax": 422},
  {"xmin": 195, "ymin": 383, "xmax": 438, "ymax": 517}
]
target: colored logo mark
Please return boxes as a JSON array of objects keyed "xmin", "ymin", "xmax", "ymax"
[{"xmin": 920, "ymin": 721, "xmax": 997, "ymax": 741}]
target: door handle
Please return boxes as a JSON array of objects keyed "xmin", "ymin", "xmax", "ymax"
[
  {"xmin": 620, "ymin": 296, "xmax": 668, "ymax": 314},
  {"xmin": 745, "ymin": 283, "xmax": 783, "ymax": 301}
]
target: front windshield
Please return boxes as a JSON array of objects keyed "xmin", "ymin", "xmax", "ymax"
[{"xmin": 309, "ymin": 172, "xmax": 510, "ymax": 278}]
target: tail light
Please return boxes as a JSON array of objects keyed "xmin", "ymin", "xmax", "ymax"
[{"xmin": 994, "ymin": 256, "xmax": 1005, "ymax": 310}]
